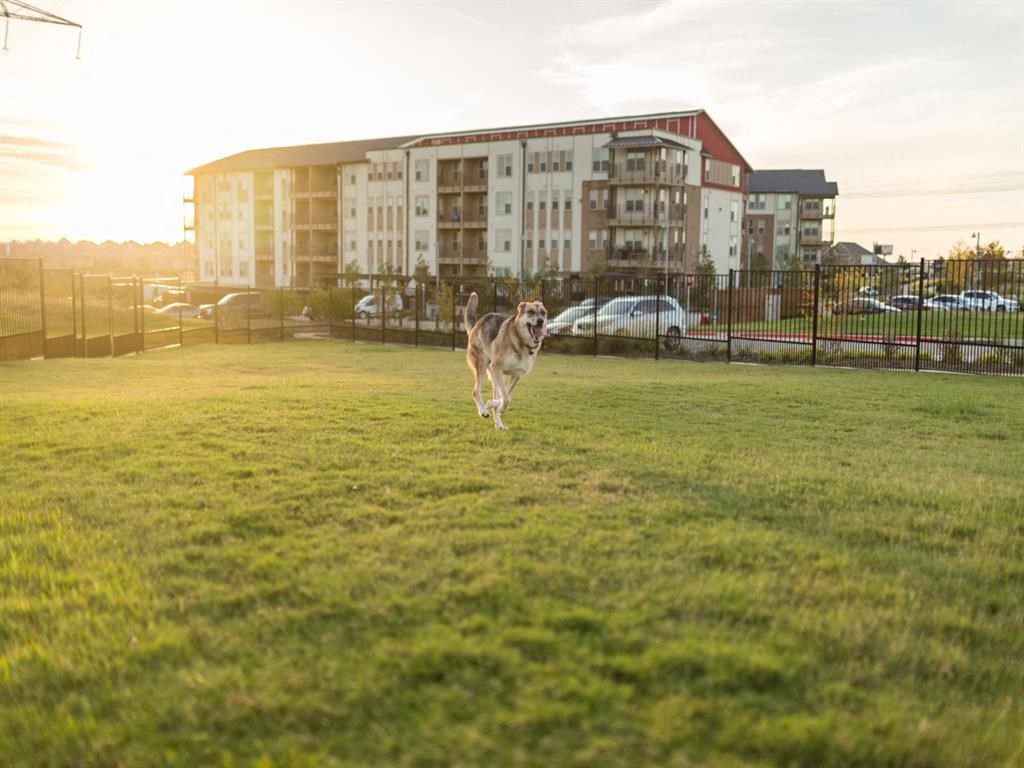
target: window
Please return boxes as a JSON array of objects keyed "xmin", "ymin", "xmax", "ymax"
[
  {"xmin": 494, "ymin": 267, "xmax": 511, "ymax": 278},
  {"xmin": 778, "ymin": 194, "xmax": 792, "ymax": 210},
  {"xmin": 415, "ymin": 160, "xmax": 429, "ymax": 182},
  {"xmin": 348, "ymin": 173, "xmax": 356, "ymax": 185},
  {"xmin": 730, "ymin": 165, "xmax": 740, "ymax": 186},
  {"xmin": 219, "ymin": 260, "xmax": 232, "ymax": 277},
  {"xmin": 496, "ymin": 153, "xmax": 513, "ymax": 178},
  {"xmin": 564, "ymin": 236, "xmax": 571, "ymax": 250},
  {"xmin": 729, "ymin": 236, "xmax": 738, "ymax": 257},
  {"xmin": 552, "ymin": 153, "xmax": 560, "ymax": 172},
  {"xmin": 539, "ymin": 197, "xmax": 547, "ymax": 212},
  {"xmin": 704, "ymin": 161, "xmax": 711, "ymax": 182},
  {"xmin": 626, "ymin": 151, "xmax": 645, "ymax": 171},
  {"xmin": 730, "ymin": 201, "xmax": 738, "ymax": 223},
  {"xmin": 589, "ymin": 190, "xmax": 598, "ymax": 210},
  {"xmin": 203, "ymin": 260, "xmax": 213, "ymax": 277},
  {"xmin": 588, "ymin": 230, "xmax": 598, "ymax": 249},
  {"xmin": 415, "ymin": 196, "xmax": 429, "ymax": 216},
  {"xmin": 552, "ymin": 195, "xmax": 559, "ymax": 211},
  {"xmin": 565, "ymin": 150, "xmax": 573, "ymax": 171},
  {"xmin": 564, "ymin": 191, "xmax": 572, "ymax": 210},
  {"xmin": 348, "ymin": 240, "xmax": 356, "ymax": 251},
  {"xmin": 539, "ymin": 153, "xmax": 547, "ymax": 173},
  {"xmin": 749, "ymin": 193, "xmax": 766, "ymax": 210},
  {"xmin": 239, "ymin": 261, "xmax": 249, "ymax": 278},
  {"xmin": 496, "ymin": 191, "xmax": 512, "ymax": 215},
  {"xmin": 496, "ymin": 228, "xmax": 512, "ymax": 252},
  {"xmin": 625, "ymin": 188, "xmax": 644, "ymax": 212},
  {"xmin": 592, "ymin": 148, "xmax": 609, "ymax": 172}
]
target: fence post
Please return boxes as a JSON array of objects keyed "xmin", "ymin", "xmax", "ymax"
[
  {"xmin": 246, "ymin": 285, "xmax": 252, "ymax": 345},
  {"xmin": 178, "ymin": 276, "xmax": 183, "ymax": 350},
  {"xmin": 107, "ymin": 274, "xmax": 114, "ymax": 357},
  {"xmin": 726, "ymin": 269, "xmax": 734, "ymax": 363},
  {"xmin": 915, "ymin": 257, "xmax": 925, "ymax": 372},
  {"xmin": 71, "ymin": 271, "xmax": 79, "ymax": 356},
  {"xmin": 654, "ymin": 275, "xmax": 662, "ymax": 361},
  {"xmin": 381, "ymin": 279, "xmax": 387, "ymax": 346},
  {"xmin": 451, "ymin": 280, "xmax": 457, "ymax": 351},
  {"xmin": 414, "ymin": 282, "xmax": 420, "ymax": 347},
  {"xmin": 139, "ymin": 277, "xmax": 144, "ymax": 353},
  {"xmin": 328, "ymin": 285, "xmax": 334, "ymax": 338},
  {"xmin": 278, "ymin": 287, "xmax": 284, "ymax": 341},
  {"xmin": 593, "ymin": 275, "xmax": 599, "ymax": 357},
  {"xmin": 214, "ymin": 296, "xmax": 219, "ymax": 344},
  {"xmin": 351, "ymin": 283, "xmax": 356, "ymax": 343},
  {"xmin": 132, "ymin": 277, "xmax": 139, "ymax": 353},
  {"xmin": 38, "ymin": 259, "xmax": 47, "ymax": 359},
  {"xmin": 811, "ymin": 264, "xmax": 820, "ymax": 366},
  {"xmin": 80, "ymin": 272, "xmax": 88, "ymax": 358}
]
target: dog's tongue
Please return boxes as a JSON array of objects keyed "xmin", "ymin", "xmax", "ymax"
[{"xmin": 531, "ymin": 325, "xmax": 545, "ymax": 341}]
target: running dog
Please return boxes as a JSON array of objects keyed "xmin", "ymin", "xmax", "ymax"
[{"xmin": 464, "ymin": 292, "xmax": 547, "ymax": 430}]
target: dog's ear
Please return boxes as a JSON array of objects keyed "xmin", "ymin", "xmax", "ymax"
[{"xmin": 517, "ymin": 301, "xmax": 527, "ymax": 315}]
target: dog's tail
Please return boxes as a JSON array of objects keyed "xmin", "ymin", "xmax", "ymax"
[{"xmin": 463, "ymin": 292, "xmax": 479, "ymax": 335}]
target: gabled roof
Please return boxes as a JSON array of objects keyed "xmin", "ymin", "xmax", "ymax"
[
  {"xmin": 187, "ymin": 135, "xmax": 417, "ymax": 175},
  {"xmin": 831, "ymin": 241, "xmax": 873, "ymax": 257},
  {"xmin": 747, "ymin": 169, "xmax": 838, "ymax": 196}
]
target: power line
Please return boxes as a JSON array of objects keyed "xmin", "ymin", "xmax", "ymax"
[
  {"xmin": 1, "ymin": 0, "xmax": 82, "ymax": 58},
  {"xmin": 840, "ymin": 222, "xmax": 1024, "ymax": 233},
  {"xmin": 842, "ymin": 184, "xmax": 1023, "ymax": 199}
]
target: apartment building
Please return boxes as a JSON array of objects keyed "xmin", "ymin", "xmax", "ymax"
[
  {"xmin": 186, "ymin": 110, "xmax": 751, "ymax": 288},
  {"xmin": 742, "ymin": 170, "xmax": 839, "ymax": 268}
]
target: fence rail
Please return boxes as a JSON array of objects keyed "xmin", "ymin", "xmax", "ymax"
[{"xmin": 2, "ymin": 258, "xmax": 1023, "ymax": 377}]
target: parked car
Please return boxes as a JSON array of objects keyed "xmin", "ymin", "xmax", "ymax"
[
  {"xmin": 546, "ymin": 297, "xmax": 611, "ymax": 336},
  {"xmin": 354, "ymin": 292, "xmax": 403, "ymax": 319},
  {"xmin": 572, "ymin": 295, "xmax": 686, "ymax": 349},
  {"xmin": 959, "ymin": 290, "xmax": 1020, "ymax": 312},
  {"xmin": 198, "ymin": 292, "xmax": 266, "ymax": 320},
  {"xmin": 155, "ymin": 302, "xmax": 200, "ymax": 318},
  {"xmin": 858, "ymin": 286, "xmax": 879, "ymax": 297},
  {"xmin": 888, "ymin": 295, "xmax": 922, "ymax": 312},
  {"xmin": 924, "ymin": 294, "xmax": 969, "ymax": 311},
  {"xmin": 833, "ymin": 298, "xmax": 901, "ymax": 315}
]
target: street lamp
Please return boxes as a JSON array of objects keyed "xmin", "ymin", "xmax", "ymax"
[{"xmin": 970, "ymin": 232, "xmax": 981, "ymax": 259}]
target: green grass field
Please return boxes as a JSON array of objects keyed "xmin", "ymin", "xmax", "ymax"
[{"xmin": 2, "ymin": 342, "xmax": 1023, "ymax": 767}]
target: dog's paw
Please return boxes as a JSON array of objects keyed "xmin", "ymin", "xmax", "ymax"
[{"xmin": 480, "ymin": 411, "xmax": 490, "ymax": 418}]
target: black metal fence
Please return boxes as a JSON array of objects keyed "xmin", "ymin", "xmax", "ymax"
[{"xmin": 3, "ymin": 257, "xmax": 1024, "ymax": 377}]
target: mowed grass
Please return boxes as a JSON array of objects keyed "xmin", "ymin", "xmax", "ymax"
[{"xmin": 2, "ymin": 342, "xmax": 1023, "ymax": 768}]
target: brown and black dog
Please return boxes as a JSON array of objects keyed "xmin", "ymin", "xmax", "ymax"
[{"xmin": 464, "ymin": 292, "xmax": 547, "ymax": 430}]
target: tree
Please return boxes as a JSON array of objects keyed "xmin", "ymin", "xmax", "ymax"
[
  {"xmin": 341, "ymin": 259, "xmax": 361, "ymax": 288},
  {"xmin": 413, "ymin": 256, "xmax": 432, "ymax": 285}
]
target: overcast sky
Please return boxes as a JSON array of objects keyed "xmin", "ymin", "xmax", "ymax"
[{"xmin": 1, "ymin": 0, "xmax": 1021, "ymax": 260}]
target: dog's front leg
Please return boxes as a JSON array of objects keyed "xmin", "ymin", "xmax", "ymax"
[
  {"xmin": 487, "ymin": 362, "xmax": 508, "ymax": 430},
  {"xmin": 500, "ymin": 374, "xmax": 521, "ymax": 413}
]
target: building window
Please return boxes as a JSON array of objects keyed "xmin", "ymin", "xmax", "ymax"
[
  {"xmin": 496, "ymin": 153, "xmax": 513, "ymax": 178},
  {"xmin": 496, "ymin": 191, "xmax": 512, "ymax": 215},
  {"xmin": 551, "ymin": 195, "xmax": 559, "ymax": 211},
  {"xmin": 592, "ymin": 148, "xmax": 609, "ymax": 172},
  {"xmin": 704, "ymin": 161, "xmax": 711, "ymax": 182},
  {"xmin": 730, "ymin": 202, "xmax": 738, "ymax": 222},
  {"xmin": 564, "ymin": 191, "xmax": 572, "ymax": 210},
  {"xmin": 729, "ymin": 236, "xmax": 738, "ymax": 257},
  {"xmin": 239, "ymin": 261, "xmax": 249, "ymax": 278},
  {"xmin": 749, "ymin": 193, "xmax": 766, "ymax": 210},
  {"xmin": 565, "ymin": 150, "xmax": 573, "ymax": 171},
  {"xmin": 539, "ymin": 153, "xmax": 547, "ymax": 173},
  {"xmin": 778, "ymin": 194, "xmax": 792, "ymax": 210},
  {"xmin": 539, "ymin": 197, "xmax": 546, "ymax": 212},
  {"xmin": 415, "ymin": 196, "xmax": 429, "ymax": 216},
  {"xmin": 526, "ymin": 193, "xmax": 534, "ymax": 212},
  {"xmin": 415, "ymin": 160, "xmax": 429, "ymax": 182},
  {"xmin": 496, "ymin": 228, "xmax": 512, "ymax": 252},
  {"xmin": 731, "ymin": 165, "xmax": 740, "ymax": 186},
  {"xmin": 588, "ymin": 230, "xmax": 598, "ymax": 249}
]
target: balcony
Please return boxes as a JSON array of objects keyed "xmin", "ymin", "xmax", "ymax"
[
  {"xmin": 310, "ymin": 186, "xmax": 336, "ymax": 199},
  {"xmin": 293, "ymin": 245, "xmax": 338, "ymax": 261},
  {"xmin": 607, "ymin": 203, "xmax": 685, "ymax": 227},
  {"xmin": 608, "ymin": 161, "xmax": 686, "ymax": 186},
  {"xmin": 437, "ymin": 210, "xmax": 463, "ymax": 229},
  {"xmin": 605, "ymin": 244, "xmax": 687, "ymax": 265},
  {"xmin": 310, "ymin": 218, "xmax": 337, "ymax": 231}
]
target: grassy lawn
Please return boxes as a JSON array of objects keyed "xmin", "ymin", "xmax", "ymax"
[{"xmin": 2, "ymin": 342, "xmax": 1023, "ymax": 767}]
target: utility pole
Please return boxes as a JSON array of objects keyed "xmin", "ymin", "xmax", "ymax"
[{"xmin": 971, "ymin": 231, "xmax": 981, "ymax": 259}]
